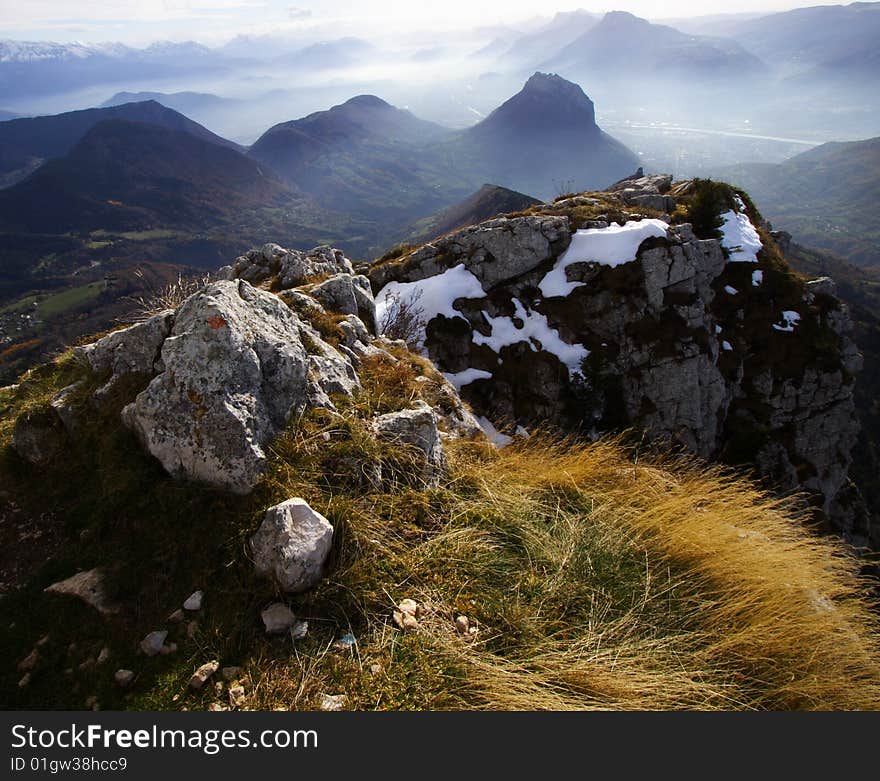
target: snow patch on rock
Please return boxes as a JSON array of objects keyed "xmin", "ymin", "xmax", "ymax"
[{"xmin": 539, "ymin": 219, "xmax": 668, "ymax": 297}]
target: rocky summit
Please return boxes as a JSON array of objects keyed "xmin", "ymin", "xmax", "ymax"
[{"xmin": 370, "ymin": 176, "xmax": 867, "ymax": 544}]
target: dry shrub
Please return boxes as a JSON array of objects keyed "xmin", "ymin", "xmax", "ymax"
[
  {"xmin": 378, "ymin": 288, "xmax": 425, "ymax": 349},
  {"xmin": 123, "ymin": 269, "xmax": 213, "ymax": 322}
]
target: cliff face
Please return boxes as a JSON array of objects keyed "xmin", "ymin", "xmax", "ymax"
[{"xmin": 369, "ymin": 176, "xmax": 867, "ymax": 543}]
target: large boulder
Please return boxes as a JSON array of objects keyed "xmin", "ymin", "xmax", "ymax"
[
  {"xmin": 121, "ymin": 280, "xmax": 311, "ymax": 494},
  {"xmin": 250, "ymin": 499, "xmax": 334, "ymax": 593},
  {"xmin": 369, "ymin": 215, "xmax": 571, "ymax": 292}
]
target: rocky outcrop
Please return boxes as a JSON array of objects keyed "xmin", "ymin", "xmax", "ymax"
[
  {"xmin": 71, "ymin": 242, "xmax": 475, "ymax": 496},
  {"xmin": 368, "ymin": 183, "xmax": 865, "ymax": 540},
  {"xmin": 219, "ymin": 243, "xmax": 353, "ymax": 289}
]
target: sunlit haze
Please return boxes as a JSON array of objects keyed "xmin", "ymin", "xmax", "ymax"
[{"xmin": 1, "ymin": 1, "xmax": 812, "ymax": 44}]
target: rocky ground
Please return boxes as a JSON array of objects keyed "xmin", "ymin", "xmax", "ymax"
[{"xmin": 1, "ymin": 177, "xmax": 878, "ymax": 711}]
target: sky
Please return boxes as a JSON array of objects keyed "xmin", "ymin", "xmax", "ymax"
[{"xmin": 0, "ymin": 1, "xmax": 817, "ymax": 44}]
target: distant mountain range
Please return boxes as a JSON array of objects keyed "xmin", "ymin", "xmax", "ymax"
[
  {"xmin": 721, "ymin": 136, "xmax": 880, "ymax": 268},
  {"xmin": 0, "ymin": 119, "xmax": 289, "ymax": 234},
  {"xmin": 541, "ymin": 11, "xmax": 766, "ymax": 82},
  {"xmin": 247, "ymin": 74, "xmax": 638, "ymax": 210},
  {"xmin": 718, "ymin": 1, "xmax": 880, "ymax": 74},
  {"xmin": 440, "ymin": 72, "xmax": 639, "ymax": 199},
  {"xmin": 0, "ymin": 100, "xmax": 242, "ymax": 188},
  {"xmin": 0, "ymin": 72, "xmax": 636, "ymax": 259},
  {"xmin": 249, "ymin": 94, "xmax": 458, "ymax": 220}
]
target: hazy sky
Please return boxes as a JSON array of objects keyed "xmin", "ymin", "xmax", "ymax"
[{"xmin": 0, "ymin": 1, "xmax": 815, "ymax": 44}]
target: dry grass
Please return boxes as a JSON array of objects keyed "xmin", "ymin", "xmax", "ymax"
[
  {"xmin": 2, "ymin": 346, "xmax": 878, "ymax": 711},
  {"xmin": 240, "ymin": 422, "xmax": 880, "ymax": 711},
  {"xmin": 122, "ymin": 270, "xmax": 213, "ymax": 322}
]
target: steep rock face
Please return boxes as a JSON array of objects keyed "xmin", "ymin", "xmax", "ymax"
[{"xmin": 369, "ymin": 181, "xmax": 865, "ymax": 541}]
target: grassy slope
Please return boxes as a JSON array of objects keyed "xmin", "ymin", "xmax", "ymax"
[
  {"xmin": 721, "ymin": 137, "xmax": 880, "ymax": 268},
  {"xmin": 1, "ymin": 342, "xmax": 879, "ymax": 711}
]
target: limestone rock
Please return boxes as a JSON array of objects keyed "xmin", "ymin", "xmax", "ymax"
[
  {"xmin": 261, "ymin": 603, "xmax": 296, "ymax": 635},
  {"xmin": 372, "ymin": 401, "xmax": 447, "ymax": 486},
  {"xmin": 228, "ymin": 684, "xmax": 246, "ymax": 708},
  {"xmin": 251, "ymin": 498, "xmax": 334, "ymax": 593},
  {"xmin": 228, "ymin": 243, "xmax": 353, "ymax": 289},
  {"xmin": 139, "ymin": 631, "xmax": 168, "ymax": 657},
  {"xmin": 44, "ymin": 568, "xmax": 119, "ymax": 616},
  {"xmin": 75, "ymin": 312, "xmax": 173, "ymax": 402},
  {"xmin": 318, "ymin": 693, "xmax": 347, "ymax": 711},
  {"xmin": 367, "ymin": 188, "xmax": 865, "ymax": 540},
  {"xmin": 369, "ymin": 215, "xmax": 571, "ymax": 292},
  {"xmin": 12, "ymin": 409, "xmax": 64, "ymax": 466},
  {"xmin": 121, "ymin": 281, "xmax": 311, "ymax": 494},
  {"xmin": 189, "ymin": 660, "xmax": 219, "ymax": 689},
  {"xmin": 183, "ymin": 591, "xmax": 203, "ymax": 611}
]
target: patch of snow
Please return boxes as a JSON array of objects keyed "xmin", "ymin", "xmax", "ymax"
[
  {"xmin": 472, "ymin": 298, "xmax": 589, "ymax": 376},
  {"xmin": 724, "ymin": 285, "xmax": 738, "ymax": 295},
  {"xmin": 538, "ymin": 219, "xmax": 668, "ymax": 297},
  {"xmin": 722, "ymin": 340, "xmax": 733, "ymax": 351},
  {"xmin": 752, "ymin": 269, "xmax": 763, "ymax": 286},
  {"xmin": 476, "ymin": 416, "xmax": 513, "ymax": 448},
  {"xmin": 443, "ymin": 368, "xmax": 492, "ymax": 389},
  {"xmin": 375, "ymin": 264, "xmax": 485, "ymax": 347},
  {"xmin": 772, "ymin": 310, "xmax": 801, "ymax": 332},
  {"xmin": 720, "ymin": 202, "xmax": 762, "ymax": 263}
]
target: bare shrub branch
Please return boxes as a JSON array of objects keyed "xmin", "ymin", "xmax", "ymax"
[
  {"xmin": 379, "ymin": 288, "xmax": 425, "ymax": 349},
  {"xmin": 122, "ymin": 269, "xmax": 213, "ymax": 322}
]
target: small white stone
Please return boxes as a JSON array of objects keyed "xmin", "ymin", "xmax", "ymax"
[
  {"xmin": 139, "ymin": 631, "xmax": 168, "ymax": 657},
  {"xmin": 393, "ymin": 611, "xmax": 419, "ymax": 632},
  {"xmin": 97, "ymin": 647, "xmax": 111, "ymax": 664},
  {"xmin": 290, "ymin": 620, "xmax": 309, "ymax": 641},
  {"xmin": 183, "ymin": 591, "xmax": 203, "ymax": 611},
  {"xmin": 262, "ymin": 603, "xmax": 296, "ymax": 635},
  {"xmin": 168, "ymin": 609, "xmax": 185, "ymax": 624},
  {"xmin": 159, "ymin": 642, "xmax": 178, "ymax": 656},
  {"xmin": 455, "ymin": 615, "xmax": 470, "ymax": 634},
  {"xmin": 319, "ymin": 693, "xmax": 347, "ymax": 711},
  {"xmin": 18, "ymin": 673, "xmax": 31, "ymax": 688},
  {"xmin": 398, "ymin": 598, "xmax": 419, "ymax": 617},
  {"xmin": 114, "ymin": 669, "xmax": 135, "ymax": 688},
  {"xmin": 228, "ymin": 685, "xmax": 246, "ymax": 708},
  {"xmin": 189, "ymin": 660, "xmax": 220, "ymax": 690}
]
